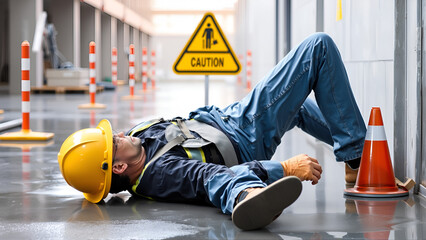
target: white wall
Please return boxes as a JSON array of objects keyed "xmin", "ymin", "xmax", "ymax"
[
  {"xmin": 151, "ymin": 35, "xmax": 191, "ymax": 81},
  {"xmin": 291, "ymin": 0, "xmax": 317, "ymax": 46},
  {"xmin": 245, "ymin": 0, "xmax": 276, "ymax": 85},
  {"xmin": 233, "ymin": 0, "xmax": 276, "ymax": 86}
]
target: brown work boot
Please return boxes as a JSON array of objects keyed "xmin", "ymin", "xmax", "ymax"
[
  {"xmin": 232, "ymin": 176, "xmax": 302, "ymax": 231},
  {"xmin": 345, "ymin": 163, "xmax": 359, "ymax": 186}
]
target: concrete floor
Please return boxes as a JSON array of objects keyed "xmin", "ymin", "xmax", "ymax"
[{"xmin": 0, "ymin": 80, "xmax": 425, "ymax": 240}]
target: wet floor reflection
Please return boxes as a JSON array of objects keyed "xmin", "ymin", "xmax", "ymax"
[
  {"xmin": 90, "ymin": 110, "xmax": 96, "ymax": 128},
  {"xmin": 345, "ymin": 196, "xmax": 411, "ymax": 240},
  {"xmin": 66, "ymin": 195, "xmax": 285, "ymax": 240},
  {"xmin": 267, "ymin": 193, "xmax": 421, "ymax": 239},
  {"xmin": 57, "ymin": 193, "xmax": 421, "ymax": 240},
  {"xmin": 0, "ymin": 140, "xmax": 54, "ymax": 222}
]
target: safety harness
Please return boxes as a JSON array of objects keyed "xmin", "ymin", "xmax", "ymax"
[
  {"xmin": 127, "ymin": 118, "xmax": 239, "ymax": 167},
  {"xmin": 127, "ymin": 118, "xmax": 239, "ymax": 199}
]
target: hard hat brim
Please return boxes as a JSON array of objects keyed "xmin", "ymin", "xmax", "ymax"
[{"xmin": 83, "ymin": 119, "xmax": 113, "ymax": 203}]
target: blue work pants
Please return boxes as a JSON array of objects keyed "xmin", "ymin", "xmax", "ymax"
[
  {"xmin": 190, "ymin": 33, "xmax": 366, "ymax": 214},
  {"xmin": 221, "ymin": 33, "xmax": 366, "ymax": 163}
]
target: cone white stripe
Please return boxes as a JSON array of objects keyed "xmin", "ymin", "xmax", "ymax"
[
  {"xmin": 21, "ymin": 59, "xmax": 30, "ymax": 70},
  {"xmin": 112, "ymin": 55, "xmax": 117, "ymax": 62},
  {"xmin": 129, "ymin": 54, "xmax": 135, "ymax": 62},
  {"xmin": 21, "ymin": 80, "xmax": 31, "ymax": 91},
  {"xmin": 89, "ymin": 84, "xmax": 96, "ymax": 93},
  {"xmin": 22, "ymin": 101, "xmax": 30, "ymax": 113},
  {"xmin": 89, "ymin": 53, "xmax": 95, "ymax": 62},
  {"xmin": 90, "ymin": 69, "xmax": 96, "ymax": 78},
  {"xmin": 129, "ymin": 79, "xmax": 135, "ymax": 87},
  {"xmin": 129, "ymin": 67, "xmax": 135, "ymax": 74},
  {"xmin": 365, "ymin": 125, "xmax": 387, "ymax": 141}
]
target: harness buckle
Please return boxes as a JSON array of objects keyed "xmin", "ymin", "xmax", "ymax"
[{"xmin": 180, "ymin": 134, "xmax": 188, "ymax": 141}]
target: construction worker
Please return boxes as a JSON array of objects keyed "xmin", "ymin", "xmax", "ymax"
[{"xmin": 58, "ymin": 33, "xmax": 366, "ymax": 231}]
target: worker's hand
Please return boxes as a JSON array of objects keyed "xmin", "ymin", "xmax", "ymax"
[{"xmin": 281, "ymin": 154, "xmax": 322, "ymax": 185}]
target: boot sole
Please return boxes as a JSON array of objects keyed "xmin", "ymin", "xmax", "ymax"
[{"xmin": 232, "ymin": 176, "xmax": 302, "ymax": 231}]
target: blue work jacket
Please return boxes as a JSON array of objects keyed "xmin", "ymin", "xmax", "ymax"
[{"xmin": 127, "ymin": 121, "xmax": 273, "ymax": 208}]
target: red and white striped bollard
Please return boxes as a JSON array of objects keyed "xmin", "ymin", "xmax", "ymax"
[
  {"xmin": 112, "ymin": 47, "xmax": 118, "ymax": 86},
  {"xmin": 151, "ymin": 50, "xmax": 156, "ymax": 89},
  {"xmin": 79, "ymin": 41, "xmax": 105, "ymax": 109},
  {"xmin": 0, "ymin": 41, "xmax": 54, "ymax": 140},
  {"xmin": 122, "ymin": 44, "xmax": 142, "ymax": 100},
  {"xmin": 142, "ymin": 47, "xmax": 148, "ymax": 91},
  {"xmin": 237, "ymin": 54, "xmax": 243, "ymax": 85},
  {"xmin": 246, "ymin": 50, "xmax": 252, "ymax": 90},
  {"xmin": 129, "ymin": 44, "xmax": 135, "ymax": 96},
  {"xmin": 89, "ymin": 42, "xmax": 96, "ymax": 103},
  {"xmin": 21, "ymin": 41, "xmax": 31, "ymax": 132}
]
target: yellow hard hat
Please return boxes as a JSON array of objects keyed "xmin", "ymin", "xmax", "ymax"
[{"xmin": 57, "ymin": 119, "xmax": 113, "ymax": 203}]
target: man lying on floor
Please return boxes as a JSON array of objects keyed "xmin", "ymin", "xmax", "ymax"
[{"xmin": 58, "ymin": 33, "xmax": 365, "ymax": 231}]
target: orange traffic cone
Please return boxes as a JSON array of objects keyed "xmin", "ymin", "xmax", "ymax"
[{"xmin": 344, "ymin": 107, "xmax": 408, "ymax": 197}]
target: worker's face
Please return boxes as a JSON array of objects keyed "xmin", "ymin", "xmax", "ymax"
[{"xmin": 112, "ymin": 132, "xmax": 143, "ymax": 163}]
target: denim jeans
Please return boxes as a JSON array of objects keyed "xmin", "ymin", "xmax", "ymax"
[{"xmin": 189, "ymin": 33, "xmax": 366, "ymax": 214}]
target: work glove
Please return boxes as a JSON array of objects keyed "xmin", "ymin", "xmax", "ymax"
[{"xmin": 281, "ymin": 154, "xmax": 323, "ymax": 185}]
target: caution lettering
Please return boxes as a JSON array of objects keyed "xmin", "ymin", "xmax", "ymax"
[{"xmin": 191, "ymin": 57, "xmax": 224, "ymax": 67}]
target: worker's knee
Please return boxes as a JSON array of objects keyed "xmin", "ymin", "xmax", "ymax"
[{"xmin": 309, "ymin": 32, "xmax": 333, "ymax": 44}]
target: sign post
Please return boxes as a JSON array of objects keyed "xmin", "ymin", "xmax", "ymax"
[
  {"xmin": 173, "ymin": 12, "xmax": 241, "ymax": 105},
  {"xmin": 205, "ymin": 75, "xmax": 209, "ymax": 105}
]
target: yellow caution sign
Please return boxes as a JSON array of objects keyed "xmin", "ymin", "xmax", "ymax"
[{"xmin": 173, "ymin": 12, "xmax": 241, "ymax": 75}]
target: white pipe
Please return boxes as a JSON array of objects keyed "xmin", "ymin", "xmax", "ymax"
[
  {"xmin": 0, "ymin": 119, "xmax": 22, "ymax": 132},
  {"xmin": 32, "ymin": 11, "xmax": 47, "ymax": 53}
]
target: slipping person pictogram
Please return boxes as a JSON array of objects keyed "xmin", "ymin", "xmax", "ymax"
[
  {"xmin": 202, "ymin": 23, "xmax": 214, "ymax": 49},
  {"xmin": 58, "ymin": 33, "xmax": 366, "ymax": 231}
]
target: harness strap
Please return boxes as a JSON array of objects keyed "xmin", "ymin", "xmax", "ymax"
[
  {"xmin": 128, "ymin": 118, "xmax": 164, "ymax": 136},
  {"xmin": 185, "ymin": 120, "xmax": 239, "ymax": 167},
  {"xmin": 132, "ymin": 134, "xmax": 190, "ymax": 198},
  {"xmin": 133, "ymin": 118, "xmax": 238, "ymax": 171},
  {"xmin": 149, "ymin": 134, "xmax": 186, "ymax": 163},
  {"xmin": 176, "ymin": 119, "xmax": 195, "ymax": 139}
]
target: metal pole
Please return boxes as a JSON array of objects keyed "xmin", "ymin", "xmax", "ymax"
[
  {"xmin": 416, "ymin": 0, "xmax": 423, "ymax": 194},
  {"xmin": 205, "ymin": 75, "xmax": 209, "ymax": 105},
  {"xmin": 394, "ymin": 0, "xmax": 407, "ymax": 187}
]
